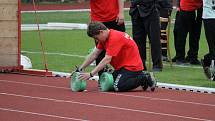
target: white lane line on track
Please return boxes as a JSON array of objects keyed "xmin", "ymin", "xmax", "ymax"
[
  {"xmin": 101, "ymin": 92, "xmax": 215, "ymax": 107},
  {"xmin": 0, "ymin": 79, "xmax": 215, "ymax": 107},
  {"xmin": 0, "ymin": 107, "xmax": 89, "ymax": 121},
  {"xmin": 0, "ymin": 92, "xmax": 211, "ymax": 121},
  {"xmin": 0, "ymin": 79, "xmax": 69, "ymax": 90}
]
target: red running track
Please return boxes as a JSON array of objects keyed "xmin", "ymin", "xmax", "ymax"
[{"xmin": 0, "ymin": 73, "xmax": 215, "ymax": 121}]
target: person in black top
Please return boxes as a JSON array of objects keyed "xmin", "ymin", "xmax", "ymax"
[{"xmin": 172, "ymin": 0, "xmax": 203, "ymax": 65}]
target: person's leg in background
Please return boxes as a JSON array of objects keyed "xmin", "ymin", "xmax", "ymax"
[
  {"xmin": 202, "ymin": 19, "xmax": 215, "ymax": 80},
  {"xmin": 185, "ymin": 11, "xmax": 197, "ymax": 63},
  {"xmin": 148, "ymin": 11, "xmax": 162, "ymax": 71},
  {"xmin": 172, "ymin": 11, "xmax": 181, "ymax": 62},
  {"xmin": 203, "ymin": 19, "xmax": 215, "ymax": 65},
  {"xmin": 174, "ymin": 10, "xmax": 189, "ymax": 64},
  {"xmin": 131, "ymin": 16, "xmax": 148, "ymax": 71},
  {"xmin": 186, "ymin": 8, "xmax": 202, "ymax": 65}
]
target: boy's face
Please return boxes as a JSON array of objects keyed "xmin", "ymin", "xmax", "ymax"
[{"xmin": 93, "ymin": 30, "xmax": 107, "ymax": 43}]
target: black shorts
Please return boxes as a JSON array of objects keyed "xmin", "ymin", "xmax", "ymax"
[{"xmin": 112, "ymin": 68, "xmax": 143, "ymax": 92}]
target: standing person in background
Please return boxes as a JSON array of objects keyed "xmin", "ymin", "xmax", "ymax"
[
  {"xmin": 129, "ymin": 0, "xmax": 172, "ymax": 72},
  {"xmin": 129, "ymin": 0, "xmax": 161, "ymax": 72},
  {"xmin": 159, "ymin": 0, "xmax": 173, "ymax": 61},
  {"xmin": 86, "ymin": 0, "xmax": 126, "ymax": 78},
  {"xmin": 201, "ymin": 0, "xmax": 215, "ymax": 81},
  {"xmin": 172, "ymin": 0, "xmax": 203, "ymax": 65}
]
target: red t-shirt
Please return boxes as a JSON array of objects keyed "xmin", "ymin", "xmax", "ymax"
[
  {"xmin": 97, "ymin": 29, "xmax": 144, "ymax": 71},
  {"xmin": 90, "ymin": 0, "xmax": 119, "ymax": 22},
  {"xmin": 180, "ymin": 0, "xmax": 203, "ymax": 11}
]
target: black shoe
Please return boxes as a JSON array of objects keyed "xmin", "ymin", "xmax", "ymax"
[
  {"xmin": 200, "ymin": 59, "xmax": 211, "ymax": 80},
  {"xmin": 185, "ymin": 56, "xmax": 191, "ymax": 62},
  {"xmin": 190, "ymin": 59, "xmax": 201, "ymax": 65},
  {"xmin": 175, "ymin": 59, "xmax": 187, "ymax": 65},
  {"xmin": 152, "ymin": 67, "xmax": 162, "ymax": 72},
  {"xmin": 162, "ymin": 56, "xmax": 168, "ymax": 61},
  {"xmin": 140, "ymin": 72, "xmax": 149, "ymax": 91},
  {"xmin": 141, "ymin": 80, "xmax": 149, "ymax": 91},
  {"xmin": 172, "ymin": 56, "xmax": 177, "ymax": 62}
]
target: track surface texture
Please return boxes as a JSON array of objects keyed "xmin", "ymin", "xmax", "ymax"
[{"xmin": 0, "ymin": 74, "xmax": 215, "ymax": 121}]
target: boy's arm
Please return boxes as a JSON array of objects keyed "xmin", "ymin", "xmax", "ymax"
[
  {"xmin": 90, "ymin": 55, "xmax": 112, "ymax": 76},
  {"xmin": 79, "ymin": 55, "xmax": 112, "ymax": 80},
  {"xmin": 176, "ymin": 0, "xmax": 180, "ymax": 11},
  {"xmin": 79, "ymin": 48, "xmax": 102, "ymax": 70}
]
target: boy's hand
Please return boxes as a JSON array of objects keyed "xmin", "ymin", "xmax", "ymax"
[
  {"xmin": 176, "ymin": 7, "xmax": 180, "ymax": 11},
  {"xmin": 116, "ymin": 13, "xmax": 124, "ymax": 25},
  {"xmin": 79, "ymin": 72, "xmax": 92, "ymax": 80},
  {"xmin": 68, "ymin": 66, "xmax": 83, "ymax": 78}
]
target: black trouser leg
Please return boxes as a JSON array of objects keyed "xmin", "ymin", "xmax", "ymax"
[
  {"xmin": 187, "ymin": 8, "xmax": 202, "ymax": 59},
  {"xmin": 131, "ymin": 12, "xmax": 162, "ymax": 69},
  {"xmin": 173, "ymin": 11, "xmax": 183, "ymax": 60},
  {"xmin": 176, "ymin": 10, "xmax": 191, "ymax": 60},
  {"xmin": 148, "ymin": 12, "xmax": 162, "ymax": 68},
  {"xmin": 131, "ymin": 16, "xmax": 147, "ymax": 70},
  {"xmin": 187, "ymin": 11, "xmax": 198, "ymax": 59}
]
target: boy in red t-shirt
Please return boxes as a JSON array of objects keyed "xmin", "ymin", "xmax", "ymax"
[
  {"xmin": 89, "ymin": 0, "xmax": 126, "ymax": 78},
  {"xmin": 75, "ymin": 22, "xmax": 157, "ymax": 92}
]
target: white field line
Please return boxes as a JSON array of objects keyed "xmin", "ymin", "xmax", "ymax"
[
  {"xmin": 21, "ymin": 22, "xmax": 132, "ymax": 31},
  {"xmin": 21, "ymin": 9, "xmax": 91, "ymax": 13},
  {"xmin": 0, "ymin": 107, "xmax": 89, "ymax": 121},
  {"xmin": 22, "ymin": 50, "xmax": 202, "ymax": 69},
  {"xmin": 21, "ymin": 8, "xmax": 130, "ymax": 13},
  {"xmin": 0, "ymin": 92, "xmax": 211, "ymax": 121},
  {"xmin": 21, "ymin": 7, "xmax": 178, "ymax": 13},
  {"xmin": 21, "ymin": 50, "xmax": 86, "ymax": 58},
  {"xmin": 0, "ymin": 79, "xmax": 214, "ymax": 107}
]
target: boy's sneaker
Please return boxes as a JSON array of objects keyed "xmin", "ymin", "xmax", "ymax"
[
  {"xmin": 190, "ymin": 59, "xmax": 201, "ymax": 65},
  {"xmin": 140, "ymin": 72, "xmax": 149, "ymax": 91},
  {"xmin": 145, "ymin": 72, "xmax": 157, "ymax": 92},
  {"xmin": 141, "ymin": 78, "xmax": 149, "ymax": 91},
  {"xmin": 200, "ymin": 59, "xmax": 211, "ymax": 80},
  {"xmin": 149, "ymin": 72, "xmax": 157, "ymax": 91}
]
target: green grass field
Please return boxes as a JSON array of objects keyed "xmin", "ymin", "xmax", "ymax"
[{"xmin": 21, "ymin": 10, "xmax": 215, "ymax": 88}]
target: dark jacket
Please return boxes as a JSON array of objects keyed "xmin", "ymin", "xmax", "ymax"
[
  {"xmin": 157, "ymin": 0, "xmax": 173, "ymax": 11},
  {"xmin": 130, "ymin": 0, "xmax": 172, "ymax": 18}
]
